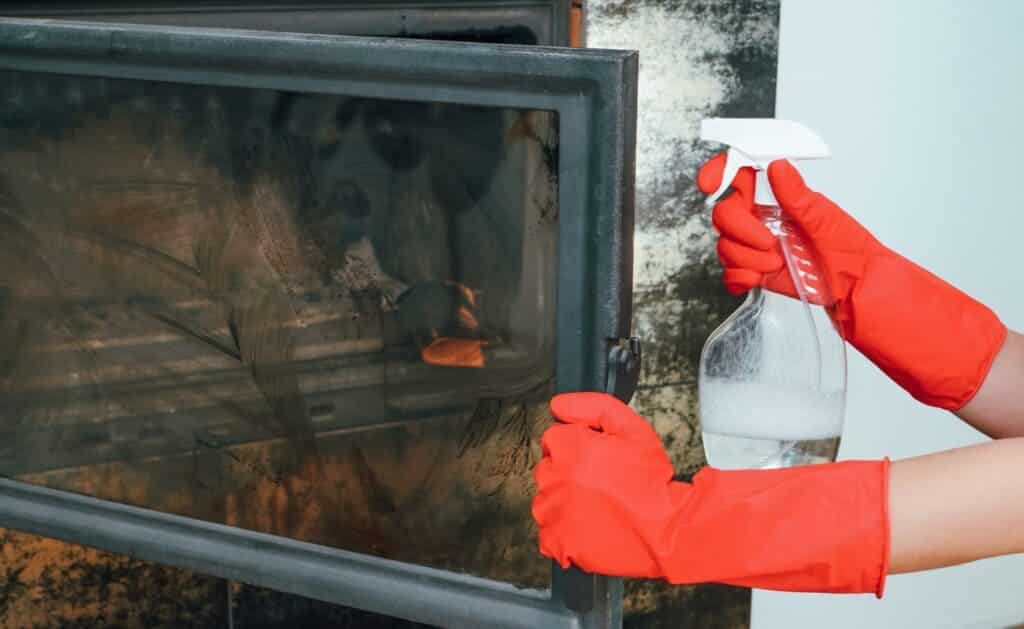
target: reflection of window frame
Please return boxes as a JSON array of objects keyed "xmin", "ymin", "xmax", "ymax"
[{"xmin": 0, "ymin": 18, "xmax": 637, "ymax": 629}]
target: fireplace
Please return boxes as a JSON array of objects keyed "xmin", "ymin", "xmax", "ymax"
[{"xmin": 0, "ymin": 5, "xmax": 637, "ymax": 628}]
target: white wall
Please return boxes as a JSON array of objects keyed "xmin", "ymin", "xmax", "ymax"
[{"xmin": 755, "ymin": 1, "xmax": 1024, "ymax": 628}]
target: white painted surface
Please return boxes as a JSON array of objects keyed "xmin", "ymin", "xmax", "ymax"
[{"xmin": 755, "ymin": 1, "xmax": 1024, "ymax": 627}]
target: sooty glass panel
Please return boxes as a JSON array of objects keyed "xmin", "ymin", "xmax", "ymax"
[{"xmin": 0, "ymin": 70, "xmax": 558, "ymax": 587}]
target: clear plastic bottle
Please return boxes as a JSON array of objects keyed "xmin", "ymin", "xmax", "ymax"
[{"xmin": 697, "ymin": 119, "xmax": 847, "ymax": 470}]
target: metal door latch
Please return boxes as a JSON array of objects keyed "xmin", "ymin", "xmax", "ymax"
[{"xmin": 605, "ymin": 337, "xmax": 642, "ymax": 403}]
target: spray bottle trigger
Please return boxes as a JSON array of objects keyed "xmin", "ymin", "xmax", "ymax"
[{"xmin": 705, "ymin": 147, "xmax": 757, "ymax": 207}]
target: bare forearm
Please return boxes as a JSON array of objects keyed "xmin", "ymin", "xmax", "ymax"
[
  {"xmin": 889, "ymin": 438, "xmax": 1024, "ymax": 574},
  {"xmin": 955, "ymin": 330, "xmax": 1024, "ymax": 438}
]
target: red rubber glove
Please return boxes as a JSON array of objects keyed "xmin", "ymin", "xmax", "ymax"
[
  {"xmin": 698, "ymin": 154, "xmax": 1006, "ymax": 410},
  {"xmin": 533, "ymin": 393, "xmax": 890, "ymax": 596}
]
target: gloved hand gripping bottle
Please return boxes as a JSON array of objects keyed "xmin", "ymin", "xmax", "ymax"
[{"xmin": 697, "ymin": 118, "xmax": 847, "ymax": 470}]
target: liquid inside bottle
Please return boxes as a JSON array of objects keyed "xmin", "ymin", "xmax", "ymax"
[
  {"xmin": 698, "ymin": 206, "xmax": 846, "ymax": 470},
  {"xmin": 701, "ymin": 380, "xmax": 842, "ymax": 469}
]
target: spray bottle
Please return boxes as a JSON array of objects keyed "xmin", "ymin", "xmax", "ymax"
[{"xmin": 697, "ymin": 118, "xmax": 847, "ymax": 470}]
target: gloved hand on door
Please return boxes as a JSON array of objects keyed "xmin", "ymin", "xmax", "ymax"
[{"xmin": 532, "ymin": 392, "xmax": 891, "ymax": 595}]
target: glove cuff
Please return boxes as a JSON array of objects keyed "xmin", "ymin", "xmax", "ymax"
[
  {"xmin": 840, "ymin": 246, "xmax": 1006, "ymax": 410},
  {"xmin": 659, "ymin": 460, "xmax": 891, "ymax": 596}
]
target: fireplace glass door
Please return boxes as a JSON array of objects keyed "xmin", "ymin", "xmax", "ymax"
[
  {"xmin": 0, "ymin": 67, "xmax": 559, "ymax": 586},
  {"xmin": 0, "ymin": 16, "xmax": 636, "ymax": 629}
]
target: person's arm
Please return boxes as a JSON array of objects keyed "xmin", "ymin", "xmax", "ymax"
[
  {"xmin": 957, "ymin": 330, "xmax": 1024, "ymax": 438},
  {"xmin": 533, "ymin": 394, "xmax": 1024, "ymax": 596},
  {"xmin": 889, "ymin": 436, "xmax": 1024, "ymax": 572}
]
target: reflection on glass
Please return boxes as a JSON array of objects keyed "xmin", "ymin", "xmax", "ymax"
[{"xmin": 0, "ymin": 70, "xmax": 558, "ymax": 587}]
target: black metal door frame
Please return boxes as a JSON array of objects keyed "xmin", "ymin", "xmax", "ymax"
[{"xmin": 0, "ymin": 0, "xmax": 573, "ymax": 48}]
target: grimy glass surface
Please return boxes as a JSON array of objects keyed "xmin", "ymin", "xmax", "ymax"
[
  {"xmin": 0, "ymin": 69, "xmax": 559, "ymax": 588},
  {"xmin": 0, "ymin": 527, "xmax": 440, "ymax": 628}
]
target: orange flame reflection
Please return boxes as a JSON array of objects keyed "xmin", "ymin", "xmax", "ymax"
[{"xmin": 421, "ymin": 337, "xmax": 487, "ymax": 368}]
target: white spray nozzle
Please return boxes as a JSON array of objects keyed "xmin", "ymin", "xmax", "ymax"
[{"xmin": 700, "ymin": 118, "xmax": 830, "ymax": 207}]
